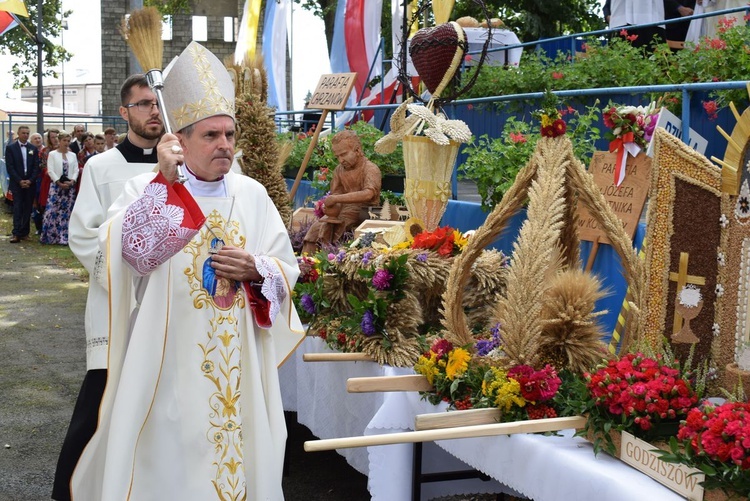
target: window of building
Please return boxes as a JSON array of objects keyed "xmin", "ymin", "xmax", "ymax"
[
  {"xmin": 161, "ymin": 15, "xmax": 173, "ymax": 40},
  {"xmin": 192, "ymin": 16, "xmax": 207, "ymax": 41},
  {"xmin": 224, "ymin": 17, "xmax": 235, "ymax": 42}
]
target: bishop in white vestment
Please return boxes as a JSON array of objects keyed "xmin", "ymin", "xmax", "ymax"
[{"xmin": 70, "ymin": 42, "xmax": 304, "ymax": 501}]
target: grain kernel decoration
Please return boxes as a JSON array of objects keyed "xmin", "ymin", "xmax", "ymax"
[{"xmin": 642, "ymin": 130, "xmax": 722, "ymax": 348}]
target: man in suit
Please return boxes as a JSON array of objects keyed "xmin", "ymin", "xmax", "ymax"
[
  {"xmin": 69, "ymin": 124, "xmax": 85, "ymax": 154},
  {"xmin": 5, "ymin": 125, "xmax": 40, "ymax": 243}
]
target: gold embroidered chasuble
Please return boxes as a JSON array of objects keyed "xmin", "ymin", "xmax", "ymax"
[{"xmin": 71, "ymin": 171, "xmax": 303, "ymax": 501}]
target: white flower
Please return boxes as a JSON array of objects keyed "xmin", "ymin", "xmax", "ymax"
[
  {"xmin": 716, "ymin": 283, "xmax": 725, "ymax": 297},
  {"xmin": 712, "ymin": 323, "xmax": 721, "ymax": 337},
  {"xmin": 720, "ymin": 214, "xmax": 729, "ymax": 228},
  {"xmin": 717, "ymin": 252, "xmax": 726, "ymax": 267}
]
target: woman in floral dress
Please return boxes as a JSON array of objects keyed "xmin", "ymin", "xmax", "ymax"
[
  {"xmin": 36, "ymin": 129, "xmax": 59, "ymax": 230},
  {"xmin": 40, "ymin": 131, "xmax": 78, "ymax": 245}
]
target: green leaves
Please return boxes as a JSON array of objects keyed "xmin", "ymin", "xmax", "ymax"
[
  {"xmin": 459, "ymin": 104, "xmax": 601, "ymax": 211},
  {"xmin": 1, "ymin": 1, "xmax": 72, "ymax": 89}
]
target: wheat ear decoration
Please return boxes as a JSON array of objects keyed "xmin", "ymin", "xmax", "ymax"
[
  {"xmin": 565, "ymin": 150, "xmax": 645, "ymax": 343},
  {"xmin": 120, "ymin": 7, "xmax": 163, "ymax": 72},
  {"xmin": 495, "ymin": 137, "xmax": 569, "ymax": 367},
  {"xmin": 558, "ymin": 173, "xmax": 581, "ymax": 269},
  {"xmin": 440, "ymin": 153, "xmax": 539, "ymax": 347}
]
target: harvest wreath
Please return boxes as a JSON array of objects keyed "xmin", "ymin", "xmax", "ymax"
[{"xmin": 294, "ymin": 229, "xmax": 508, "ymax": 366}]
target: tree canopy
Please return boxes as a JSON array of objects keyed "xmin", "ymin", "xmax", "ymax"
[
  {"xmin": 454, "ymin": 0, "xmax": 605, "ymax": 42},
  {"xmin": 297, "ymin": 0, "xmax": 606, "ymax": 58},
  {"xmin": 0, "ymin": 0, "xmax": 71, "ymax": 89}
]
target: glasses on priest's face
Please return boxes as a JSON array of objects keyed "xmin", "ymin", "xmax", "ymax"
[{"xmin": 125, "ymin": 100, "xmax": 160, "ymax": 113}]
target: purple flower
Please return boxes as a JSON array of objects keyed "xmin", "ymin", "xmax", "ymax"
[
  {"xmin": 300, "ymin": 294, "xmax": 316, "ymax": 315},
  {"xmin": 372, "ymin": 269, "xmax": 393, "ymax": 290},
  {"xmin": 476, "ymin": 322, "xmax": 503, "ymax": 356},
  {"xmin": 475, "ymin": 339, "xmax": 496, "ymax": 356},
  {"xmin": 643, "ymin": 115, "xmax": 658, "ymax": 142},
  {"xmin": 416, "ymin": 252, "xmax": 428, "ymax": 263},
  {"xmin": 336, "ymin": 250, "xmax": 346, "ymax": 263},
  {"xmin": 490, "ymin": 322, "xmax": 502, "ymax": 339},
  {"xmin": 361, "ymin": 310, "xmax": 376, "ymax": 336},
  {"xmin": 361, "ymin": 250, "xmax": 374, "ymax": 265}
]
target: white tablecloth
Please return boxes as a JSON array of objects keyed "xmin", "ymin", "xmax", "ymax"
[
  {"xmin": 279, "ymin": 337, "xmax": 508, "ymax": 500},
  {"xmin": 279, "ymin": 337, "xmax": 683, "ymax": 501},
  {"xmin": 463, "ymin": 28, "xmax": 523, "ymax": 66}
]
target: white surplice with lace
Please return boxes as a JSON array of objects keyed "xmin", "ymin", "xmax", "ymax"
[{"xmin": 71, "ymin": 169, "xmax": 304, "ymax": 501}]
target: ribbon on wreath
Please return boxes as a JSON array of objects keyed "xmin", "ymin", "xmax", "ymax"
[{"xmin": 609, "ymin": 131, "xmax": 641, "ymax": 187}]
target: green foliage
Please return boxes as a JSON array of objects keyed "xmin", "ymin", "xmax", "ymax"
[
  {"xmin": 459, "ymin": 102, "xmax": 601, "ymax": 210},
  {"xmin": 144, "ymin": 0, "xmax": 192, "ymax": 15},
  {"xmin": 0, "ymin": 1, "xmax": 72, "ymax": 89},
  {"xmin": 380, "ymin": 190, "xmax": 405, "ymax": 206},
  {"xmin": 284, "ymin": 121, "xmax": 406, "ymax": 177},
  {"xmin": 464, "ymin": 23, "xmax": 750, "ymax": 112},
  {"xmin": 460, "ymin": 117, "xmax": 535, "ymax": 211},
  {"xmin": 454, "ymin": 0, "xmax": 605, "ymax": 42}
]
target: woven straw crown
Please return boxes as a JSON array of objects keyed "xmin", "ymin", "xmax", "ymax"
[{"xmin": 163, "ymin": 41, "xmax": 235, "ymax": 132}]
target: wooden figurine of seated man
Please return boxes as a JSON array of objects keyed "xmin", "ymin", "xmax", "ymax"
[{"xmin": 302, "ymin": 130, "xmax": 381, "ymax": 254}]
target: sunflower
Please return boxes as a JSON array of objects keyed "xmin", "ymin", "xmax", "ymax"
[{"xmin": 445, "ymin": 347, "xmax": 471, "ymax": 380}]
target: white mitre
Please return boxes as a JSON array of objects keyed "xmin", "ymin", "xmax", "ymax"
[{"xmin": 162, "ymin": 41, "xmax": 235, "ymax": 132}]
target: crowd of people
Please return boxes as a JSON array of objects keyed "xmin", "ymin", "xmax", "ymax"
[
  {"xmin": 3, "ymin": 124, "xmax": 122, "ymax": 244},
  {"xmin": 603, "ymin": 0, "xmax": 747, "ymax": 50}
]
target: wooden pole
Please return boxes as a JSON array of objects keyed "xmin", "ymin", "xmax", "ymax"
[
  {"xmin": 289, "ymin": 110, "xmax": 329, "ymax": 201},
  {"xmin": 347, "ymin": 375, "xmax": 433, "ymax": 393},
  {"xmin": 302, "ymin": 352, "xmax": 375, "ymax": 362},
  {"xmin": 584, "ymin": 236, "xmax": 600, "ymax": 273},
  {"xmin": 304, "ymin": 416, "xmax": 587, "ymax": 452},
  {"xmin": 415, "ymin": 408, "xmax": 502, "ymax": 431}
]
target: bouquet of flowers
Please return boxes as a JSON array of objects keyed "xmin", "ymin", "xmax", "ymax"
[
  {"xmin": 665, "ymin": 401, "xmax": 750, "ymax": 495},
  {"xmin": 575, "ymin": 352, "xmax": 700, "ymax": 455},
  {"xmin": 531, "ymin": 89, "xmax": 568, "ymax": 139},
  {"xmin": 391, "ymin": 225, "xmax": 470, "ymax": 257},
  {"xmin": 603, "ymin": 101, "xmax": 659, "ymax": 186},
  {"xmin": 414, "ymin": 337, "xmax": 564, "ymax": 419}
]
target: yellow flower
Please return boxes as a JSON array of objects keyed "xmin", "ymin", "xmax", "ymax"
[
  {"xmin": 390, "ymin": 240, "xmax": 412, "ymax": 251},
  {"xmin": 452, "ymin": 230, "xmax": 469, "ymax": 251},
  {"xmin": 541, "ymin": 114, "xmax": 554, "ymax": 127},
  {"xmin": 414, "ymin": 354, "xmax": 439, "ymax": 386},
  {"xmin": 493, "ymin": 379, "xmax": 526, "ymax": 412},
  {"xmin": 445, "ymin": 348, "xmax": 471, "ymax": 380}
]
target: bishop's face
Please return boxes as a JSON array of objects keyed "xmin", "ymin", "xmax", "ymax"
[{"xmin": 179, "ymin": 115, "xmax": 236, "ymax": 181}]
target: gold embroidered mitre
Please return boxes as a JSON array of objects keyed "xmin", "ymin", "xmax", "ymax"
[{"xmin": 163, "ymin": 41, "xmax": 235, "ymax": 132}]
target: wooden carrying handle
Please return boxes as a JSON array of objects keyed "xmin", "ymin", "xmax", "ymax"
[
  {"xmin": 303, "ymin": 415, "xmax": 587, "ymax": 452},
  {"xmin": 346, "ymin": 375, "xmax": 433, "ymax": 393},
  {"xmin": 302, "ymin": 352, "xmax": 375, "ymax": 362}
]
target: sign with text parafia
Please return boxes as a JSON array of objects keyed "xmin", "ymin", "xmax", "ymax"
[
  {"xmin": 620, "ymin": 432, "xmax": 705, "ymax": 500},
  {"xmin": 577, "ymin": 151, "xmax": 651, "ymax": 244},
  {"xmin": 307, "ymin": 73, "xmax": 358, "ymax": 111}
]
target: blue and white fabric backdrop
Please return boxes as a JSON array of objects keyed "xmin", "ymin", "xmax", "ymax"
[{"xmin": 262, "ymin": 0, "xmax": 290, "ymax": 111}]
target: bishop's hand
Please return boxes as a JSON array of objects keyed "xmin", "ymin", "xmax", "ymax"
[{"xmin": 156, "ymin": 133, "xmax": 184, "ymax": 184}]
